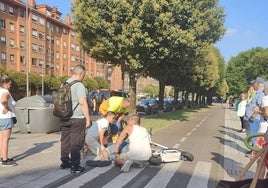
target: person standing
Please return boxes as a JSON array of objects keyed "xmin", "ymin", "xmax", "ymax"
[
  {"xmin": 0, "ymin": 75, "xmax": 17, "ymax": 167},
  {"xmin": 237, "ymin": 93, "xmax": 248, "ymax": 132},
  {"xmin": 59, "ymin": 65, "xmax": 91, "ymax": 173},
  {"xmin": 244, "ymin": 77, "xmax": 265, "ymax": 150},
  {"xmin": 94, "ymin": 89, "xmax": 104, "ymax": 115}
]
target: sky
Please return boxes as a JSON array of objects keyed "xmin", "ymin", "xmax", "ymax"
[{"xmin": 34, "ymin": 0, "xmax": 268, "ymax": 62}]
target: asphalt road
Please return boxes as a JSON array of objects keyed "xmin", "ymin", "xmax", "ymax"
[{"xmin": 1, "ymin": 103, "xmax": 255, "ymax": 188}]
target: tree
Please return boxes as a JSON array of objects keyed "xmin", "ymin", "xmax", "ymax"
[
  {"xmin": 226, "ymin": 47, "xmax": 268, "ymax": 97},
  {"xmin": 93, "ymin": 76, "xmax": 109, "ymax": 89},
  {"xmin": 141, "ymin": 84, "xmax": 159, "ymax": 98},
  {"xmin": 72, "ymin": 0, "xmax": 225, "ymax": 113}
]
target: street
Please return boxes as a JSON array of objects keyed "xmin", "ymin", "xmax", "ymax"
[{"xmin": 0, "ymin": 104, "xmax": 256, "ymax": 188}]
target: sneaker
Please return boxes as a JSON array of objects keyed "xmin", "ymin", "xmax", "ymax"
[
  {"xmin": 1, "ymin": 159, "xmax": 17, "ymax": 167},
  {"xmin": 121, "ymin": 159, "xmax": 133, "ymax": 173},
  {"xmin": 1, "ymin": 158, "xmax": 14, "ymax": 162},
  {"xmin": 60, "ymin": 162, "xmax": 71, "ymax": 169},
  {"xmin": 70, "ymin": 166, "xmax": 85, "ymax": 173}
]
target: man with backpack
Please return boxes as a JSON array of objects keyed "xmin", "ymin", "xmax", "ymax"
[{"xmin": 58, "ymin": 65, "xmax": 91, "ymax": 173}]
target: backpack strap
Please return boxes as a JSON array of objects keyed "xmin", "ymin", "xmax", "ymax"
[{"xmin": 66, "ymin": 80, "xmax": 81, "ymax": 111}]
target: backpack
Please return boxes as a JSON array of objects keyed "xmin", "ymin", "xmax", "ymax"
[{"xmin": 53, "ymin": 80, "xmax": 80, "ymax": 119}]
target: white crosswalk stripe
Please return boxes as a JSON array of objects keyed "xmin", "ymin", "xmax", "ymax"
[
  {"xmin": 187, "ymin": 161, "xmax": 212, "ymax": 188},
  {"xmin": 58, "ymin": 165, "xmax": 113, "ymax": 188},
  {"xmin": 102, "ymin": 167, "xmax": 145, "ymax": 188},
  {"xmin": 144, "ymin": 160, "xmax": 183, "ymax": 188}
]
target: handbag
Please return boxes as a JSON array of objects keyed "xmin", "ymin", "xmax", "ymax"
[
  {"xmin": 12, "ymin": 117, "xmax": 17, "ymax": 124},
  {"xmin": 216, "ymin": 145, "xmax": 268, "ymax": 188}
]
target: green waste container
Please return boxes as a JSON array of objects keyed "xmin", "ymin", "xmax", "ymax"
[{"xmin": 15, "ymin": 95, "xmax": 60, "ymax": 134}]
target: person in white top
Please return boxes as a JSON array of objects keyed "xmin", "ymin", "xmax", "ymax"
[
  {"xmin": 85, "ymin": 111, "xmax": 116, "ymax": 160},
  {"xmin": 237, "ymin": 93, "xmax": 248, "ymax": 132},
  {"xmin": 0, "ymin": 75, "xmax": 17, "ymax": 167},
  {"xmin": 114, "ymin": 114, "xmax": 152, "ymax": 172}
]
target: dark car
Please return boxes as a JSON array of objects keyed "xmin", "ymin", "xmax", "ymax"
[
  {"xmin": 163, "ymin": 99, "xmax": 173, "ymax": 112},
  {"xmin": 89, "ymin": 89, "xmax": 129, "ymax": 99},
  {"xmin": 136, "ymin": 98, "xmax": 159, "ymax": 115}
]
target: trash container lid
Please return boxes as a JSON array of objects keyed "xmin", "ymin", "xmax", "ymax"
[{"xmin": 15, "ymin": 95, "xmax": 53, "ymax": 108}]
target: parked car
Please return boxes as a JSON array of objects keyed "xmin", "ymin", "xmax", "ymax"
[
  {"xmin": 136, "ymin": 98, "xmax": 159, "ymax": 115},
  {"xmin": 163, "ymin": 99, "xmax": 173, "ymax": 112},
  {"xmin": 89, "ymin": 89, "xmax": 129, "ymax": 99}
]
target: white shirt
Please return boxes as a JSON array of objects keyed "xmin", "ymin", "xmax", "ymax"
[
  {"xmin": 237, "ymin": 100, "xmax": 247, "ymax": 117},
  {"xmin": 0, "ymin": 88, "xmax": 16, "ymax": 119},
  {"xmin": 127, "ymin": 125, "xmax": 152, "ymax": 160},
  {"xmin": 87, "ymin": 118, "xmax": 109, "ymax": 138},
  {"xmin": 258, "ymin": 95, "xmax": 268, "ymax": 133}
]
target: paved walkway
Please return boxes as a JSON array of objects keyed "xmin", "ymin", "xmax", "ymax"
[{"xmin": 0, "ymin": 107, "xmax": 257, "ymax": 187}]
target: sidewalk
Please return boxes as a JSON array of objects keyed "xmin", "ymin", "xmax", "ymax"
[
  {"xmin": 223, "ymin": 107, "xmax": 256, "ymax": 180},
  {"xmin": 0, "ymin": 107, "xmax": 257, "ymax": 187}
]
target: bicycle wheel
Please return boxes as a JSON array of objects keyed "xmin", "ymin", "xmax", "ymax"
[{"xmin": 181, "ymin": 151, "xmax": 194, "ymax": 161}]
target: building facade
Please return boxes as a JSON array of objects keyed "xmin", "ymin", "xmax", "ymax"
[{"xmin": 0, "ymin": 0, "xmax": 127, "ymax": 91}]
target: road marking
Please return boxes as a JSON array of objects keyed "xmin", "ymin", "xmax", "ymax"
[
  {"xmin": 187, "ymin": 161, "xmax": 211, "ymax": 188},
  {"xmin": 144, "ymin": 160, "xmax": 183, "ymax": 188},
  {"xmin": 179, "ymin": 137, "xmax": 187, "ymax": 143},
  {"xmin": 58, "ymin": 166, "xmax": 113, "ymax": 188},
  {"xmin": 102, "ymin": 167, "xmax": 144, "ymax": 188},
  {"xmin": 186, "ymin": 132, "xmax": 192, "ymax": 136},
  {"xmin": 192, "ymin": 128, "xmax": 197, "ymax": 131}
]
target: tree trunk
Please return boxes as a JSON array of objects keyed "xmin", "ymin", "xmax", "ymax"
[{"xmin": 128, "ymin": 71, "xmax": 137, "ymax": 114}]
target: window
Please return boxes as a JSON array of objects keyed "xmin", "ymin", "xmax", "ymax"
[
  {"xmin": 0, "ymin": 19, "xmax": 5, "ymax": 29},
  {"xmin": 39, "ymin": 17, "xmax": 44, "ymax": 25},
  {"xmin": 20, "ymin": 25, "xmax": 25, "ymax": 34},
  {"xmin": 1, "ymin": 52, "xmax": 6, "ymax": 62},
  {"xmin": 20, "ymin": 40, "xmax": 25, "ymax": 49},
  {"xmin": 9, "ymin": 6, "xmax": 14, "ymax": 15},
  {"xmin": 19, "ymin": 8, "xmax": 25, "ymax": 18},
  {"xmin": 71, "ymin": 43, "xmax": 75, "ymax": 49},
  {"xmin": 46, "ymin": 35, "xmax": 50, "ymax": 43},
  {"xmin": 76, "ymin": 45, "xmax": 80, "ymax": 51},
  {"xmin": 63, "ymin": 53, "xmax": 66, "ymax": 59},
  {"xmin": 56, "ymin": 26, "xmax": 60, "ymax": 33},
  {"xmin": 39, "ymin": 32, "xmax": 44, "ymax": 40},
  {"xmin": 1, "ymin": 36, "xmax": 6, "ymax": 45},
  {"xmin": 9, "ymin": 22, "xmax": 14, "ymax": 31},
  {"xmin": 10, "ymin": 54, "xmax": 14, "ymax": 63},
  {"xmin": 56, "ymin": 52, "xmax": 59, "ymax": 59},
  {"xmin": 32, "ymin": 43, "xmax": 38, "ymax": 52},
  {"xmin": 56, "ymin": 39, "xmax": 59, "ymax": 46},
  {"xmin": 71, "ymin": 55, "xmax": 75, "ymax": 61},
  {"xmin": 32, "ymin": 14, "xmax": 38, "ymax": 23},
  {"xmin": 46, "ymin": 10, "xmax": 51, "ymax": 16},
  {"xmin": 0, "ymin": 2, "xmax": 5, "ymax": 12},
  {"xmin": 39, "ymin": 45, "xmax": 44, "ymax": 54},
  {"xmin": 51, "ymin": 37, "xmax": 54, "ymax": 44},
  {"xmin": 20, "ymin": 56, "xmax": 25, "ymax": 64},
  {"xmin": 9, "ymin": 38, "xmax": 14, "ymax": 47},
  {"xmin": 32, "ymin": 58, "xmax": 38, "ymax": 66},
  {"xmin": 71, "ymin": 31, "xmax": 75, "ymax": 37},
  {"xmin": 32, "ymin": 29, "xmax": 38, "ymax": 37},
  {"xmin": 63, "ymin": 41, "xmax": 66, "ymax": 47},
  {"xmin": 39, "ymin": 59, "xmax": 44, "ymax": 67},
  {"xmin": 63, "ymin": 28, "xmax": 67, "ymax": 35}
]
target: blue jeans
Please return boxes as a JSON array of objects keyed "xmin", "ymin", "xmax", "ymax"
[{"xmin": 249, "ymin": 119, "xmax": 260, "ymax": 144}]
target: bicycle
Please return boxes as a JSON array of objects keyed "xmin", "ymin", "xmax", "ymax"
[{"xmin": 149, "ymin": 128, "xmax": 194, "ymax": 163}]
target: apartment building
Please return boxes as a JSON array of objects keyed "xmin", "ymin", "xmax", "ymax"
[{"xmin": 0, "ymin": 0, "xmax": 126, "ymax": 91}]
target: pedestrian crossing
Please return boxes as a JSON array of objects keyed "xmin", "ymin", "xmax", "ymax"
[{"xmin": 35, "ymin": 159, "xmax": 214, "ymax": 188}]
